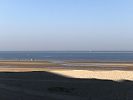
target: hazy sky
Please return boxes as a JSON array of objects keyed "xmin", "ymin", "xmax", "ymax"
[{"xmin": 0, "ymin": 0, "xmax": 133, "ymax": 51}]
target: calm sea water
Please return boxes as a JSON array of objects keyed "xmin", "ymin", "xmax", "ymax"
[{"xmin": 0, "ymin": 51, "xmax": 133, "ymax": 61}]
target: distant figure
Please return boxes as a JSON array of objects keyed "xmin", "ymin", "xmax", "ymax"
[{"xmin": 30, "ymin": 58, "xmax": 33, "ymax": 61}]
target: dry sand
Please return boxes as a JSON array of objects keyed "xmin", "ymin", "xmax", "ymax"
[
  {"xmin": 0, "ymin": 67, "xmax": 133, "ymax": 81},
  {"xmin": 50, "ymin": 70, "xmax": 133, "ymax": 81}
]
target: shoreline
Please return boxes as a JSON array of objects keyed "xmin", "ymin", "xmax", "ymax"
[
  {"xmin": 0, "ymin": 60, "xmax": 133, "ymax": 70},
  {"xmin": 1, "ymin": 59, "xmax": 133, "ymax": 62}
]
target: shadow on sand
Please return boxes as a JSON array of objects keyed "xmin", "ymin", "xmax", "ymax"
[{"xmin": 0, "ymin": 71, "xmax": 132, "ymax": 100}]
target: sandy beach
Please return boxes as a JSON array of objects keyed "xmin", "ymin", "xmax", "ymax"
[
  {"xmin": 0, "ymin": 68, "xmax": 133, "ymax": 80},
  {"xmin": 50, "ymin": 70, "xmax": 133, "ymax": 81},
  {"xmin": 0, "ymin": 61, "xmax": 132, "ymax": 100},
  {"xmin": 0, "ymin": 61, "xmax": 133, "ymax": 81}
]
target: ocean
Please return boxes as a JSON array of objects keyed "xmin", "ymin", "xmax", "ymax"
[{"xmin": 0, "ymin": 51, "xmax": 133, "ymax": 61}]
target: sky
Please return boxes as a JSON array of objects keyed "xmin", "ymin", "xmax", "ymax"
[{"xmin": 0, "ymin": 0, "xmax": 133, "ymax": 51}]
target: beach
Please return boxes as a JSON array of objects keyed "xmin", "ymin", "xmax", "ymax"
[
  {"xmin": 50, "ymin": 70, "xmax": 133, "ymax": 81},
  {"xmin": 0, "ymin": 60, "xmax": 133, "ymax": 81},
  {"xmin": 0, "ymin": 61, "xmax": 132, "ymax": 100}
]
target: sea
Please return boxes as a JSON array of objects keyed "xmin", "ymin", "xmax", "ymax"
[{"xmin": 0, "ymin": 51, "xmax": 133, "ymax": 61}]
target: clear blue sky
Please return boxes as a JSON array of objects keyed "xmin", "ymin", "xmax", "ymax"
[{"xmin": 0, "ymin": 0, "xmax": 133, "ymax": 51}]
